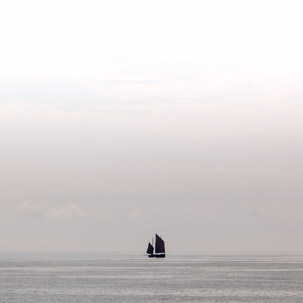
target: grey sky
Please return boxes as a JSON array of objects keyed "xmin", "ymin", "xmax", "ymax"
[{"xmin": 0, "ymin": 0, "xmax": 303, "ymax": 253}]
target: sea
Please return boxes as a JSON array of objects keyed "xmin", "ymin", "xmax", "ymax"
[{"xmin": 1, "ymin": 253, "xmax": 303, "ymax": 303}]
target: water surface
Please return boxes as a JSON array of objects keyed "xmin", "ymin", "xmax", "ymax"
[{"xmin": 1, "ymin": 254, "xmax": 303, "ymax": 302}]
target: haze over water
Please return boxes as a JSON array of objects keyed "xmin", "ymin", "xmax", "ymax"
[{"xmin": 1, "ymin": 0, "xmax": 303, "ymax": 255}]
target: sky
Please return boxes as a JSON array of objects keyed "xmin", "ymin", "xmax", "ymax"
[{"xmin": 0, "ymin": 0, "xmax": 303, "ymax": 254}]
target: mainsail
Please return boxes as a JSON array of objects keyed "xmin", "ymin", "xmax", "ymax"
[
  {"xmin": 155, "ymin": 234, "xmax": 165, "ymax": 254},
  {"xmin": 146, "ymin": 242, "xmax": 154, "ymax": 255}
]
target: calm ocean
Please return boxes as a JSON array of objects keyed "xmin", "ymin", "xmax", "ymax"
[{"xmin": 1, "ymin": 254, "xmax": 303, "ymax": 302}]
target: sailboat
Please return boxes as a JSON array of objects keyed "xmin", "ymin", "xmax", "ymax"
[{"xmin": 146, "ymin": 234, "xmax": 165, "ymax": 258}]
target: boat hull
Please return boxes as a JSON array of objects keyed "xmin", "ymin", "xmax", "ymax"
[{"xmin": 148, "ymin": 254, "xmax": 165, "ymax": 258}]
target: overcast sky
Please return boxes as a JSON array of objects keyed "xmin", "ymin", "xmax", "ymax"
[{"xmin": 1, "ymin": 0, "xmax": 303, "ymax": 253}]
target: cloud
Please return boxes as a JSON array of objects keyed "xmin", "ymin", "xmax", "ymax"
[
  {"xmin": 15, "ymin": 201, "xmax": 87, "ymax": 221},
  {"xmin": 15, "ymin": 201, "xmax": 41, "ymax": 217},
  {"xmin": 46, "ymin": 204, "xmax": 87, "ymax": 220}
]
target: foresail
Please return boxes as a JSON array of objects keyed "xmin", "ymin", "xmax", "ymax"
[{"xmin": 146, "ymin": 242, "xmax": 154, "ymax": 255}]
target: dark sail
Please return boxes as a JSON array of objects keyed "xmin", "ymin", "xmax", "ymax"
[
  {"xmin": 146, "ymin": 242, "xmax": 154, "ymax": 255},
  {"xmin": 155, "ymin": 234, "xmax": 165, "ymax": 254}
]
